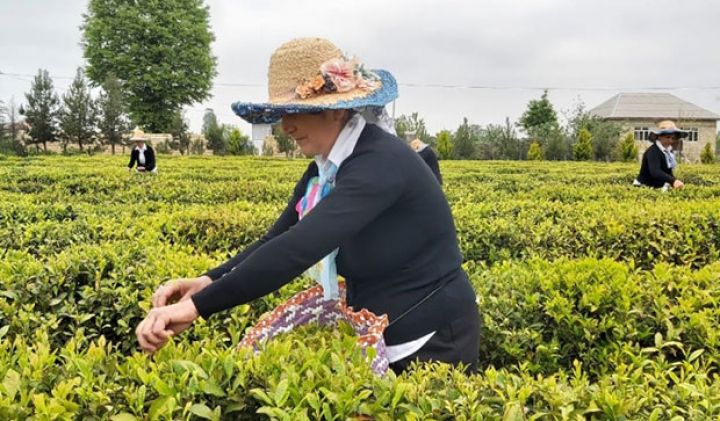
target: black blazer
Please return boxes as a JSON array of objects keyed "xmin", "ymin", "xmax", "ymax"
[
  {"xmin": 637, "ymin": 143, "xmax": 675, "ymax": 188},
  {"xmin": 418, "ymin": 147, "xmax": 442, "ymax": 184},
  {"xmin": 192, "ymin": 124, "xmax": 477, "ymax": 345},
  {"xmin": 128, "ymin": 146, "xmax": 156, "ymax": 171}
]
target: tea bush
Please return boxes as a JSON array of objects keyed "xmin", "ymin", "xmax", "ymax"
[{"xmin": 1, "ymin": 156, "xmax": 719, "ymax": 419}]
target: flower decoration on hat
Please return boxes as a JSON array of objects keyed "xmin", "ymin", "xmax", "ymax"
[{"xmin": 295, "ymin": 55, "xmax": 380, "ymax": 100}]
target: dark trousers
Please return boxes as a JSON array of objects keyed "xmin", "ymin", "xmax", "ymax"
[{"xmin": 389, "ymin": 307, "xmax": 480, "ymax": 375}]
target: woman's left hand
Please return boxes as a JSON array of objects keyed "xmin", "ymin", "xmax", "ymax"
[{"xmin": 136, "ymin": 299, "xmax": 199, "ymax": 353}]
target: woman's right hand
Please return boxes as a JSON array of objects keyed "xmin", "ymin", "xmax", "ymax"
[
  {"xmin": 673, "ymin": 180, "xmax": 684, "ymax": 189},
  {"xmin": 151, "ymin": 276, "xmax": 212, "ymax": 308}
]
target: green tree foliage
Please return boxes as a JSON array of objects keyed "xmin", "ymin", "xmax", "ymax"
[
  {"xmin": 58, "ymin": 68, "xmax": 97, "ymax": 152},
  {"xmin": 97, "ymin": 73, "xmax": 130, "ymax": 155},
  {"xmin": 190, "ymin": 137, "xmax": 206, "ymax": 155},
  {"xmin": 202, "ymin": 109, "xmax": 225, "ymax": 155},
  {"xmin": 476, "ymin": 119, "xmax": 520, "ymax": 160},
  {"xmin": 155, "ymin": 139, "xmax": 173, "ymax": 154},
  {"xmin": 701, "ymin": 142, "xmax": 715, "ymax": 164},
  {"xmin": 585, "ymin": 119, "xmax": 622, "ymax": 161},
  {"xmin": 527, "ymin": 141, "xmax": 543, "ymax": 160},
  {"xmin": 519, "ymin": 90, "xmax": 558, "ymax": 134},
  {"xmin": 0, "ymin": 100, "xmax": 5, "ymax": 140},
  {"xmin": 169, "ymin": 111, "xmax": 191, "ymax": 155},
  {"xmin": 0, "ymin": 98, "xmax": 26, "ymax": 156},
  {"xmin": 436, "ymin": 130, "xmax": 453, "ymax": 160},
  {"xmin": 23, "ymin": 69, "xmax": 60, "ymax": 152},
  {"xmin": 564, "ymin": 99, "xmax": 593, "ymax": 143},
  {"xmin": 615, "ymin": 133, "xmax": 638, "ymax": 162},
  {"xmin": 453, "ymin": 117, "xmax": 477, "ymax": 159},
  {"xmin": 529, "ymin": 123, "xmax": 567, "ymax": 160},
  {"xmin": 273, "ymin": 124, "xmax": 296, "ymax": 158},
  {"xmin": 82, "ymin": 0, "xmax": 217, "ymax": 132},
  {"xmin": 502, "ymin": 117, "xmax": 522, "ymax": 160},
  {"xmin": 562, "ymin": 105, "xmax": 623, "ymax": 162},
  {"xmin": 394, "ymin": 112, "xmax": 431, "ymax": 144},
  {"xmin": 227, "ymin": 127, "xmax": 254, "ymax": 156},
  {"xmin": 0, "ymin": 100, "xmax": 10, "ymax": 155},
  {"xmin": 573, "ymin": 128, "xmax": 593, "ymax": 161},
  {"xmin": 520, "ymin": 91, "xmax": 566, "ymax": 160}
]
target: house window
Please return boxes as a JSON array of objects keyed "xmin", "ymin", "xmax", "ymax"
[
  {"xmin": 681, "ymin": 127, "xmax": 699, "ymax": 142},
  {"xmin": 634, "ymin": 127, "xmax": 651, "ymax": 141}
]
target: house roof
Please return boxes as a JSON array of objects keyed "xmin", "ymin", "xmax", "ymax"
[{"xmin": 589, "ymin": 93, "xmax": 720, "ymax": 120}]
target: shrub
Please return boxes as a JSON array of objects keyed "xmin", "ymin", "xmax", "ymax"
[{"xmin": 701, "ymin": 142, "xmax": 715, "ymax": 164}]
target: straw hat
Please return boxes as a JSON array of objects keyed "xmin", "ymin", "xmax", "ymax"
[
  {"xmin": 129, "ymin": 127, "xmax": 148, "ymax": 142},
  {"xmin": 232, "ymin": 37, "xmax": 398, "ymax": 124},
  {"xmin": 649, "ymin": 120, "xmax": 688, "ymax": 141}
]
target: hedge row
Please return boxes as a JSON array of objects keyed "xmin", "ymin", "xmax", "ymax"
[
  {"xmin": 2, "ymin": 155, "xmax": 719, "ymax": 419},
  {"xmin": 3, "ymin": 242, "xmax": 718, "ymax": 378},
  {"xmin": 2, "ymin": 324, "xmax": 719, "ymax": 420}
]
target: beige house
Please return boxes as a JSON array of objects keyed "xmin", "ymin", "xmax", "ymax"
[{"xmin": 589, "ymin": 93, "xmax": 719, "ymax": 163}]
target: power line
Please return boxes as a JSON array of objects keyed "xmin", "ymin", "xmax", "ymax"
[
  {"xmin": 2, "ymin": 71, "xmax": 720, "ymax": 92},
  {"xmin": 400, "ymin": 83, "xmax": 720, "ymax": 91}
]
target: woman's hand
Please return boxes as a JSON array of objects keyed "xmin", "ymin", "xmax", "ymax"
[
  {"xmin": 152, "ymin": 276, "xmax": 212, "ymax": 308},
  {"xmin": 136, "ymin": 299, "xmax": 199, "ymax": 353},
  {"xmin": 672, "ymin": 180, "xmax": 684, "ymax": 189}
]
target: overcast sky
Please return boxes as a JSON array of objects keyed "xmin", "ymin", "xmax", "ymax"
[{"xmin": 1, "ymin": 0, "xmax": 719, "ymax": 136}]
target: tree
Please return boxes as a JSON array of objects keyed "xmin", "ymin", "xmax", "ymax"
[
  {"xmin": 586, "ymin": 119, "xmax": 623, "ymax": 161},
  {"xmin": 23, "ymin": 69, "xmax": 60, "ymax": 152},
  {"xmin": 0, "ymin": 100, "xmax": 5, "ymax": 137},
  {"xmin": 436, "ymin": 130, "xmax": 453, "ymax": 160},
  {"xmin": 519, "ymin": 90, "xmax": 558, "ymax": 134},
  {"xmin": 191, "ymin": 137, "xmax": 205, "ymax": 155},
  {"xmin": 2, "ymin": 98, "xmax": 27, "ymax": 156},
  {"xmin": 169, "ymin": 110, "xmax": 191, "ymax": 155},
  {"xmin": 527, "ymin": 141, "xmax": 543, "ymax": 161},
  {"xmin": 97, "ymin": 73, "xmax": 130, "ymax": 155},
  {"xmin": 202, "ymin": 109, "xmax": 225, "ymax": 155},
  {"xmin": 500, "ymin": 118, "xmax": 521, "ymax": 160},
  {"xmin": 226, "ymin": 126, "xmax": 253, "ymax": 155},
  {"xmin": 573, "ymin": 128, "xmax": 593, "ymax": 161},
  {"xmin": 273, "ymin": 124, "xmax": 296, "ymax": 157},
  {"xmin": 453, "ymin": 117, "xmax": 477, "ymax": 159},
  {"xmin": 519, "ymin": 91, "xmax": 566, "ymax": 160},
  {"xmin": 614, "ymin": 133, "xmax": 638, "ymax": 162},
  {"xmin": 155, "ymin": 139, "xmax": 173, "ymax": 154},
  {"xmin": 82, "ymin": 0, "xmax": 217, "ymax": 132},
  {"xmin": 475, "ymin": 119, "xmax": 520, "ymax": 160},
  {"xmin": 0, "ymin": 100, "xmax": 7, "ymax": 153},
  {"xmin": 395, "ymin": 112, "xmax": 431, "ymax": 144},
  {"xmin": 59, "ymin": 68, "xmax": 97, "ymax": 152},
  {"xmin": 563, "ymin": 99, "xmax": 593, "ymax": 144},
  {"xmin": 529, "ymin": 122, "xmax": 567, "ymax": 160},
  {"xmin": 701, "ymin": 142, "xmax": 715, "ymax": 164}
]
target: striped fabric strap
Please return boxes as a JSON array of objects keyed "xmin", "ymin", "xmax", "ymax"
[{"xmin": 295, "ymin": 160, "xmax": 340, "ymax": 299}]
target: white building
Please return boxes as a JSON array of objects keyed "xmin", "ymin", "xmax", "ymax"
[{"xmin": 252, "ymin": 124, "xmax": 273, "ymax": 155}]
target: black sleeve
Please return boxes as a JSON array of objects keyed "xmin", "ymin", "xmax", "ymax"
[
  {"xmin": 201, "ymin": 164, "xmax": 314, "ymax": 281},
  {"xmin": 145, "ymin": 147, "xmax": 156, "ymax": 170},
  {"xmin": 191, "ymin": 153, "xmax": 405, "ymax": 318},
  {"xmin": 420, "ymin": 148, "xmax": 442, "ymax": 184},
  {"xmin": 128, "ymin": 150, "xmax": 137, "ymax": 169},
  {"xmin": 647, "ymin": 147, "xmax": 675, "ymax": 184}
]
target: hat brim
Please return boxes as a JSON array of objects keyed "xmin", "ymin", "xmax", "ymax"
[
  {"xmin": 231, "ymin": 69, "xmax": 398, "ymax": 124},
  {"xmin": 649, "ymin": 129, "xmax": 688, "ymax": 141}
]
